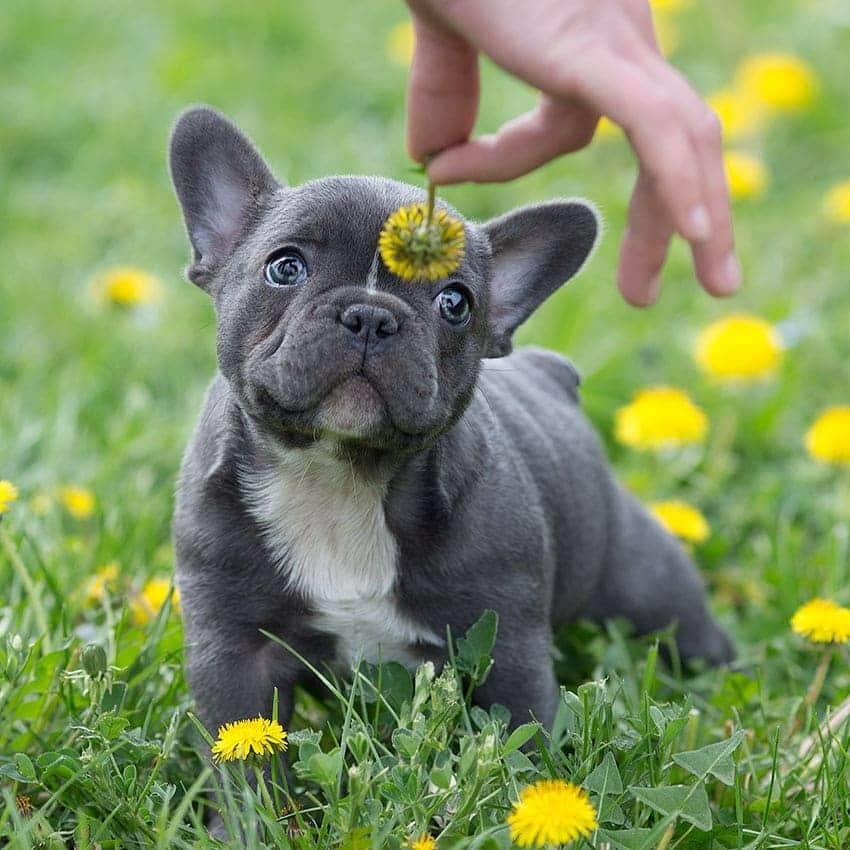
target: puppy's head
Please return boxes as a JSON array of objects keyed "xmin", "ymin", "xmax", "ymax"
[{"xmin": 169, "ymin": 106, "xmax": 599, "ymax": 453}]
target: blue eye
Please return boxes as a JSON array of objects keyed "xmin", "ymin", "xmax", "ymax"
[
  {"xmin": 264, "ymin": 251, "xmax": 308, "ymax": 286},
  {"xmin": 435, "ymin": 286, "xmax": 471, "ymax": 327}
]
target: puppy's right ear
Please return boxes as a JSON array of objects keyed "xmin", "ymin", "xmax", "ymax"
[{"xmin": 168, "ymin": 106, "xmax": 279, "ymax": 287}]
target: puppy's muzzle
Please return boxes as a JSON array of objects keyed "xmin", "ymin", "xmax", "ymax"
[{"xmin": 339, "ymin": 303, "xmax": 399, "ymax": 341}]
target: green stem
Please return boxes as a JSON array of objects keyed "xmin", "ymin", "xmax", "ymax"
[
  {"xmin": 805, "ymin": 648, "xmax": 833, "ymax": 707},
  {"xmin": 1, "ymin": 524, "xmax": 51, "ymax": 651},
  {"xmin": 426, "ymin": 180, "xmax": 436, "ymax": 226}
]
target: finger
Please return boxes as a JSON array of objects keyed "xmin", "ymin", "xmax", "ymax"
[
  {"xmin": 406, "ymin": 15, "xmax": 480, "ymax": 163},
  {"xmin": 427, "ymin": 97, "xmax": 598, "ymax": 184},
  {"xmin": 617, "ymin": 168, "xmax": 675, "ymax": 306},
  {"xmin": 568, "ymin": 52, "xmax": 711, "ymax": 244},
  {"xmin": 644, "ymin": 56, "xmax": 740, "ymax": 296}
]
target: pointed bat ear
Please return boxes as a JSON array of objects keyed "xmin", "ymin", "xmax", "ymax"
[
  {"xmin": 482, "ymin": 200, "xmax": 600, "ymax": 358},
  {"xmin": 168, "ymin": 105, "xmax": 280, "ymax": 287}
]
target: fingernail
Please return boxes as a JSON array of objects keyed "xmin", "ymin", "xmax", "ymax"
[
  {"xmin": 688, "ymin": 205, "xmax": 712, "ymax": 240},
  {"xmin": 717, "ymin": 253, "xmax": 742, "ymax": 294}
]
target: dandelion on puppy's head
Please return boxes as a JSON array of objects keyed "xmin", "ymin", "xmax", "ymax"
[
  {"xmin": 378, "ymin": 203, "xmax": 465, "ymax": 282},
  {"xmin": 791, "ymin": 599, "xmax": 850, "ymax": 644},
  {"xmin": 507, "ymin": 778, "xmax": 598, "ymax": 849},
  {"xmin": 211, "ymin": 716, "xmax": 288, "ymax": 763}
]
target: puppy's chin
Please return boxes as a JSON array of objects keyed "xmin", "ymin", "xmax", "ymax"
[{"xmin": 312, "ymin": 374, "xmax": 391, "ymax": 438}]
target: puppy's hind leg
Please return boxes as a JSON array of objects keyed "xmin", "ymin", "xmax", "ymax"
[{"xmin": 587, "ymin": 484, "xmax": 734, "ymax": 666}]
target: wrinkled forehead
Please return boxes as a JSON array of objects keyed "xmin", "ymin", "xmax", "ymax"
[{"xmin": 255, "ymin": 176, "xmax": 490, "ymax": 279}]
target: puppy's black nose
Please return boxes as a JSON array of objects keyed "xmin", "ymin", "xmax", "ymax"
[{"xmin": 339, "ymin": 304, "xmax": 399, "ymax": 339}]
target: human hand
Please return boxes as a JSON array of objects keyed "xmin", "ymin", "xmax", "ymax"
[{"xmin": 405, "ymin": 0, "xmax": 740, "ymax": 306}]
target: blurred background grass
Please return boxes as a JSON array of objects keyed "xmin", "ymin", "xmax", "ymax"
[{"xmin": 1, "ymin": 0, "xmax": 849, "ymax": 643}]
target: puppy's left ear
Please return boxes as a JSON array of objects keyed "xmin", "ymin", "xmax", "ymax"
[{"xmin": 483, "ymin": 200, "xmax": 600, "ymax": 358}]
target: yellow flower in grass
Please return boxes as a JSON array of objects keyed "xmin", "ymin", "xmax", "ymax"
[
  {"xmin": 823, "ymin": 179, "xmax": 850, "ymax": 225},
  {"xmin": 131, "ymin": 577, "xmax": 180, "ymax": 625},
  {"xmin": 805, "ymin": 406, "xmax": 850, "ymax": 464},
  {"xmin": 649, "ymin": 0, "xmax": 690, "ymax": 11},
  {"xmin": 407, "ymin": 834, "xmax": 436, "ymax": 850},
  {"xmin": 507, "ymin": 779, "xmax": 598, "ymax": 848},
  {"xmin": 694, "ymin": 314, "xmax": 783, "ymax": 381},
  {"xmin": 791, "ymin": 599, "xmax": 850, "ymax": 644},
  {"xmin": 595, "ymin": 116, "xmax": 621, "ymax": 140},
  {"xmin": 724, "ymin": 151, "xmax": 769, "ymax": 201},
  {"xmin": 706, "ymin": 87, "xmax": 765, "ymax": 142},
  {"xmin": 82, "ymin": 562, "xmax": 120, "ymax": 606},
  {"xmin": 94, "ymin": 266, "xmax": 161, "ymax": 307},
  {"xmin": 0, "ymin": 480, "xmax": 19, "ymax": 515},
  {"xmin": 387, "ymin": 20, "xmax": 414, "ymax": 67},
  {"xmin": 649, "ymin": 500, "xmax": 710, "ymax": 544},
  {"xmin": 211, "ymin": 717, "xmax": 288, "ymax": 763},
  {"xmin": 379, "ymin": 203, "xmax": 465, "ymax": 281},
  {"xmin": 736, "ymin": 53, "xmax": 818, "ymax": 113},
  {"xmin": 615, "ymin": 387, "xmax": 708, "ymax": 451},
  {"xmin": 60, "ymin": 486, "xmax": 95, "ymax": 519}
]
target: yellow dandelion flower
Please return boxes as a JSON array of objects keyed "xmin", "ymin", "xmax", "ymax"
[
  {"xmin": 805, "ymin": 406, "xmax": 850, "ymax": 464},
  {"xmin": 649, "ymin": 500, "xmax": 710, "ymax": 544},
  {"xmin": 823, "ymin": 179, "xmax": 850, "ymax": 225},
  {"xmin": 615, "ymin": 387, "xmax": 708, "ymax": 451},
  {"xmin": 387, "ymin": 20, "xmax": 415, "ymax": 67},
  {"xmin": 378, "ymin": 203, "xmax": 465, "ymax": 282},
  {"xmin": 0, "ymin": 480, "xmax": 20, "ymax": 515},
  {"xmin": 82, "ymin": 562, "xmax": 120, "ymax": 606},
  {"xmin": 507, "ymin": 779, "xmax": 598, "ymax": 849},
  {"xmin": 211, "ymin": 717, "xmax": 288, "ymax": 763},
  {"xmin": 791, "ymin": 599, "xmax": 850, "ymax": 644},
  {"xmin": 694, "ymin": 314, "xmax": 783, "ymax": 381},
  {"xmin": 724, "ymin": 151, "xmax": 770, "ymax": 201},
  {"xmin": 407, "ymin": 834, "xmax": 436, "ymax": 850},
  {"xmin": 94, "ymin": 266, "xmax": 161, "ymax": 307},
  {"xmin": 131, "ymin": 577, "xmax": 180, "ymax": 625},
  {"xmin": 706, "ymin": 87, "xmax": 765, "ymax": 142},
  {"xmin": 736, "ymin": 53, "xmax": 818, "ymax": 112},
  {"xmin": 60, "ymin": 486, "xmax": 95, "ymax": 520}
]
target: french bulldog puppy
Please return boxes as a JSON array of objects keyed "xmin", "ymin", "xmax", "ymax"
[{"xmin": 169, "ymin": 106, "xmax": 733, "ymax": 741}]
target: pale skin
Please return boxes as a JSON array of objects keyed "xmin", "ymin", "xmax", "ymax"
[{"xmin": 405, "ymin": 0, "xmax": 740, "ymax": 307}]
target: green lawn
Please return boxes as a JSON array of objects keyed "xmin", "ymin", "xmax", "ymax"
[{"xmin": 2, "ymin": 0, "xmax": 850, "ymax": 847}]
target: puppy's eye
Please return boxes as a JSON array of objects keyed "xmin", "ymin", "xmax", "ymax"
[
  {"xmin": 264, "ymin": 251, "xmax": 309, "ymax": 287},
  {"xmin": 435, "ymin": 286, "xmax": 471, "ymax": 327}
]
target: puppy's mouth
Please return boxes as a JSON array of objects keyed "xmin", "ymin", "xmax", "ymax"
[{"xmin": 312, "ymin": 372, "xmax": 391, "ymax": 436}]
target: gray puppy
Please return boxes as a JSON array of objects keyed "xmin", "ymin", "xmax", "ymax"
[{"xmin": 168, "ymin": 106, "xmax": 733, "ymax": 739}]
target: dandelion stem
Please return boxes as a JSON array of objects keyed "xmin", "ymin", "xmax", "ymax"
[
  {"xmin": 805, "ymin": 648, "xmax": 833, "ymax": 707},
  {"xmin": 1, "ymin": 525, "xmax": 52, "ymax": 651},
  {"xmin": 426, "ymin": 180, "xmax": 436, "ymax": 226}
]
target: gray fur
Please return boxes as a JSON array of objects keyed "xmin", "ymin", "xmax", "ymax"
[{"xmin": 168, "ymin": 106, "xmax": 733, "ymax": 741}]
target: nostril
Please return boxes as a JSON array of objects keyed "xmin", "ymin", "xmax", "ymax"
[{"xmin": 340, "ymin": 304, "xmax": 399, "ymax": 339}]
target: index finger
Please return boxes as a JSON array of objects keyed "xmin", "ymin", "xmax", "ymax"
[{"xmin": 406, "ymin": 16, "xmax": 480, "ymax": 163}]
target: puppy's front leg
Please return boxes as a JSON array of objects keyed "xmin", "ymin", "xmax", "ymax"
[{"xmin": 472, "ymin": 624, "xmax": 559, "ymax": 729}]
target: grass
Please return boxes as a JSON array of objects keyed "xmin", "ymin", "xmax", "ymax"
[{"xmin": 2, "ymin": 0, "xmax": 850, "ymax": 846}]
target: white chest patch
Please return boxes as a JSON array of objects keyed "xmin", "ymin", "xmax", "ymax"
[{"xmin": 240, "ymin": 443, "xmax": 441, "ymax": 668}]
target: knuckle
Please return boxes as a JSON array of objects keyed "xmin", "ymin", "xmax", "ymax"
[{"xmin": 695, "ymin": 108, "xmax": 723, "ymax": 149}]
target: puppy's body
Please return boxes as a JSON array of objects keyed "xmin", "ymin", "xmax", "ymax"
[{"xmin": 169, "ymin": 106, "xmax": 733, "ymax": 738}]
